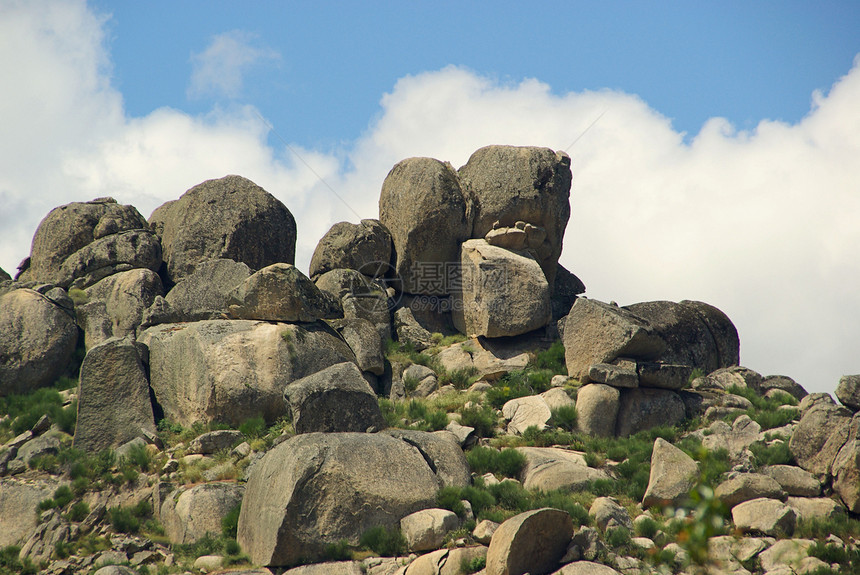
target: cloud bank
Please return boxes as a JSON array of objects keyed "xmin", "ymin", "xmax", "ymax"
[{"xmin": 2, "ymin": 1, "xmax": 858, "ymax": 393}]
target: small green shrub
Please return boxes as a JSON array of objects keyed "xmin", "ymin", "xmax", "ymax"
[
  {"xmin": 520, "ymin": 426, "xmax": 579, "ymax": 448},
  {"xmin": 323, "ymin": 540, "xmax": 352, "ymax": 561},
  {"xmin": 67, "ymin": 500, "xmax": 90, "ymax": 522},
  {"xmin": 634, "ymin": 516, "xmax": 660, "ymax": 539},
  {"xmin": 605, "ymin": 526, "xmax": 633, "ymax": 551},
  {"xmin": 442, "ymin": 367, "xmax": 480, "ymax": 390},
  {"xmin": 488, "ymin": 481, "xmax": 528, "ymax": 512},
  {"xmin": 485, "ymin": 369, "xmax": 553, "ymax": 409},
  {"xmin": 222, "ymin": 504, "xmax": 241, "ymax": 539},
  {"xmin": 52, "ymin": 485, "xmax": 73, "ymax": 508},
  {"xmin": 109, "ymin": 506, "xmax": 140, "ymax": 534},
  {"xmin": 750, "ymin": 439, "xmax": 795, "ymax": 467},
  {"xmin": 125, "ymin": 441, "xmax": 151, "ymax": 472},
  {"xmin": 466, "ymin": 446, "xmax": 525, "ymax": 478},
  {"xmin": 0, "ymin": 545, "xmax": 37, "ymax": 575},
  {"xmin": 437, "ymin": 486, "xmax": 467, "ymax": 517},
  {"xmin": 238, "ymin": 416, "xmax": 266, "ymax": 439},
  {"xmin": 795, "ymin": 514, "xmax": 860, "ymax": 540},
  {"xmin": 459, "ymin": 405, "xmax": 497, "ymax": 438},
  {"xmin": 359, "ymin": 525, "xmax": 407, "ymax": 556},
  {"xmin": 461, "ymin": 555, "xmax": 487, "ymax": 574},
  {"xmin": 530, "ymin": 341, "xmax": 568, "ymax": 374},
  {"xmin": 550, "ymin": 405, "xmax": 578, "ymax": 431}
]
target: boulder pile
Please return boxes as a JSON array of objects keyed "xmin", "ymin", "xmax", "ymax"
[{"xmin": 1, "ymin": 146, "xmax": 859, "ymax": 575}]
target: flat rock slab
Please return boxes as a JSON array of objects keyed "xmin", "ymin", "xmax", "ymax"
[{"xmin": 516, "ymin": 447, "xmax": 609, "ymax": 492}]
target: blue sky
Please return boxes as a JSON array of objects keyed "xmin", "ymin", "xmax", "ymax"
[
  {"xmin": 2, "ymin": 0, "xmax": 859, "ymax": 394},
  {"xmin": 93, "ymin": 1, "xmax": 860, "ymax": 149}
]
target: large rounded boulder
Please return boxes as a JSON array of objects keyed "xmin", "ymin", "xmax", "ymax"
[
  {"xmin": 379, "ymin": 158, "xmax": 470, "ymax": 295},
  {"xmin": 458, "ymin": 145, "xmax": 572, "ymax": 286},
  {"xmin": 237, "ymin": 432, "xmax": 448, "ymax": 567},
  {"xmin": 153, "ymin": 175, "xmax": 296, "ymax": 284},
  {"xmin": 0, "ymin": 289, "xmax": 78, "ymax": 396}
]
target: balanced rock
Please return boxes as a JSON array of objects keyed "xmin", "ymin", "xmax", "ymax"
[
  {"xmin": 379, "ymin": 158, "xmax": 469, "ymax": 295},
  {"xmin": 141, "ymin": 320, "xmax": 356, "ymax": 426},
  {"xmin": 237, "ymin": 432, "xmax": 445, "ymax": 567},
  {"xmin": 459, "ymin": 145, "xmax": 572, "ymax": 286},
  {"xmin": 563, "ymin": 299, "xmax": 665, "ymax": 381},
  {"xmin": 309, "ymin": 219, "xmax": 392, "ymax": 279},
  {"xmin": 19, "ymin": 197, "xmax": 150, "ymax": 285},
  {"xmin": 154, "ymin": 175, "xmax": 297, "ymax": 284},
  {"xmin": 283, "ymin": 362, "xmax": 386, "ymax": 434},
  {"xmin": 161, "ymin": 482, "xmax": 244, "ymax": 544},
  {"xmin": 486, "ymin": 508, "xmax": 573, "ymax": 575},
  {"xmin": 76, "ymin": 268, "xmax": 163, "ymax": 349},
  {"xmin": 73, "ymin": 337, "xmax": 156, "ymax": 453},
  {"xmin": 0, "ymin": 288, "xmax": 78, "ymax": 396},
  {"xmin": 642, "ymin": 438, "xmax": 698, "ymax": 508},
  {"xmin": 163, "ymin": 258, "xmax": 252, "ymax": 321},
  {"xmin": 760, "ymin": 375, "xmax": 807, "ymax": 401},
  {"xmin": 228, "ymin": 263, "xmax": 340, "ymax": 322}
]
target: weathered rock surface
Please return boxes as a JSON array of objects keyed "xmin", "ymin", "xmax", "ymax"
[
  {"xmin": 576, "ymin": 384, "xmax": 620, "ymax": 438},
  {"xmin": 0, "ymin": 478, "xmax": 56, "ymax": 546},
  {"xmin": 836, "ymin": 375, "xmax": 860, "ymax": 411},
  {"xmin": 309, "ymin": 219, "xmax": 392, "ymax": 279},
  {"xmin": 758, "ymin": 539, "xmax": 814, "ymax": 574},
  {"xmin": 228, "ymin": 263, "xmax": 340, "ymax": 322},
  {"xmin": 381, "ymin": 428, "xmax": 471, "ymax": 489},
  {"xmin": 789, "ymin": 400, "xmax": 852, "ymax": 478},
  {"xmin": 338, "ymin": 318, "xmax": 385, "ymax": 375},
  {"xmin": 0, "ymin": 288, "xmax": 78, "ymax": 396},
  {"xmin": 405, "ymin": 546, "xmax": 488, "ymax": 575},
  {"xmin": 163, "ymin": 258, "xmax": 252, "ymax": 321},
  {"xmin": 379, "ymin": 158, "xmax": 469, "ymax": 295},
  {"xmin": 760, "ymin": 465, "xmax": 820, "ymax": 497},
  {"xmin": 459, "ymin": 145, "xmax": 571, "ymax": 287},
  {"xmin": 73, "ymin": 337, "xmax": 156, "ymax": 453},
  {"xmin": 550, "ymin": 263, "xmax": 586, "ymax": 321},
  {"xmin": 19, "ymin": 198, "xmax": 150, "ymax": 285},
  {"xmin": 237, "ymin": 432, "xmax": 444, "ymax": 567},
  {"xmin": 284, "ymin": 362, "xmax": 386, "ymax": 434},
  {"xmin": 590, "ymin": 497, "xmax": 633, "ymax": 532},
  {"xmin": 154, "ymin": 175, "xmax": 297, "ymax": 284},
  {"xmin": 715, "ymin": 473, "xmax": 786, "ymax": 508},
  {"xmin": 516, "ymin": 447, "xmax": 608, "ymax": 492},
  {"xmin": 76, "ymin": 268, "xmax": 163, "ymax": 349},
  {"xmin": 832, "ymin": 414, "xmax": 860, "ymax": 512},
  {"xmin": 486, "ymin": 507, "xmax": 573, "ymax": 575},
  {"xmin": 637, "ymin": 362, "xmax": 693, "ymax": 390},
  {"xmin": 452, "ymin": 239, "xmax": 551, "ymax": 338},
  {"xmin": 732, "ymin": 498, "xmax": 796, "ymax": 536},
  {"xmin": 394, "ymin": 306, "xmax": 435, "ymax": 351},
  {"xmin": 584, "ymin": 362, "xmax": 638, "ymax": 388},
  {"xmin": 141, "ymin": 320, "xmax": 356, "ymax": 426},
  {"xmin": 694, "ymin": 366, "xmax": 763, "ymax": 395},
  {"xmin": 615, "ymin": 387, "xmax": 686, "ymax": 437},
  {"xmin": 552, "ymin": 562, "xmax": 621, "ymax": 575},
  {"xmin": 642, "ymin": 438, "xmax": 698, "ymax": 508},
  {"xmin": 502, "ymin": 395, "xmax": 552, "ymax": 435},
  {"xmin": 436, "ymin": 336, "xmax": 531, "ymax": 381},
  {"xmin": 57, "ymin": 229, "xmax": 162, "ymax": 289},
  {"xmin": 187, "ymin": 430, "xmax": 245, "ymax": 455},
  {"xmin": 283, "ymin": 563, "xmax": 362, "ymax": 575},
  {"xmin": 563, "ymin": 299, "xmax": 665, "ymax": 381},
  {"xmin": 400, "ymin": 508, "xmax": 459, "ymax": 552},
  {"xmin": 161, "ymin": 482, "xmax": 244, "ymax": 544},
  {"xmin": 786, "ymin": 496, "xmax": 845, "ymax": 521}
]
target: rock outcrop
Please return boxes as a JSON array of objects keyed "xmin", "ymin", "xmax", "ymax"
[{"xmin": 309, "ymin": 219, "xmax": 393, "ymax": 280}]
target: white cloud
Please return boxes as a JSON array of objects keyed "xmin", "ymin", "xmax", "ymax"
[
  {"xmin": 187, "ymin": 30, "xmax": 279, "ymax": 100},
  {"xmin": 1, "ymin": 1, "xmax": 858, "ymax": 395}
]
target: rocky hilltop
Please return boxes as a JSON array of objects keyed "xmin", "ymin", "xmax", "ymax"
[{"xmin": 2, "ymin": 145, "xmax": 860, "ymax": 575}]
